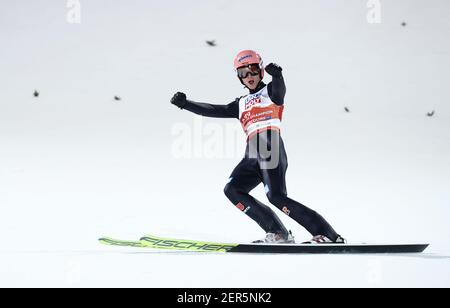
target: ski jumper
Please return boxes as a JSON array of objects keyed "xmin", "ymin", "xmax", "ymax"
[{"xmin": 182, "ymin": 74, "xmax": 339, "ymax": 241}]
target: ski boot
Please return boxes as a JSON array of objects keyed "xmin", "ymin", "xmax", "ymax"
[{"xmin": 253, "ymin": 230, "xmax": 295, "ymax": 244}]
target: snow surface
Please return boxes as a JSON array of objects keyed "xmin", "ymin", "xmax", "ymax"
[{"xmin": 0, "ymin": 0, "xmax": 449, "ymax": 287}]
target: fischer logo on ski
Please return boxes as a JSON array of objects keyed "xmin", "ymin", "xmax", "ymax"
[{"xmin": 140, "ymin": 235, "xmax": 237, "ymax": 252}]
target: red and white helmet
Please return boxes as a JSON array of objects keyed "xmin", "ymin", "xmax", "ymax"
[{"xmin": 233, "ymin": 50, "xmax": 264, "ymax": 79}]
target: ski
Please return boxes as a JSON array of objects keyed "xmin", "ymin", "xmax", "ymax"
[
  {"xmin": 225, "ymin": 243, "xmax": 430, "ymax": 254},
  {"xmin": 98, "ymin": 236, "xmax": 238, "ymax": 252},
  {"xmin": 99, "ymin": 234, "xmax": 429, "ymax": 254},
  {"xmin": 98, "ymin": 236, "xmax": 236, "ymax": 252}
]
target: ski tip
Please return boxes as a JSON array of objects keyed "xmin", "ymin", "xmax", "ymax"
[{"xmin": 421, "ymin": 244, "xmax": 430, "ymax": 252}]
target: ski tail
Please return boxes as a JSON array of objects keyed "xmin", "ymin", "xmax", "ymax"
[
  {"xmin": 99, "ymin": 237, "xmax": 146, "ymax": 248},
  {"xmin": 139, "ymin": 234, "xmax": 238, "ymax": 252}
]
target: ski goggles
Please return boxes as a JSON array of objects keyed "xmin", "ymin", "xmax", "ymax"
[{"xmin": 236, "ymin": 64, "xmax": 261, "ymax": 79}]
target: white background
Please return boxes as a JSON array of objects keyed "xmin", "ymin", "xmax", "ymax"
[{"xmin": 0, "ymin": 0, "xmax": 449, "ymax": 287}]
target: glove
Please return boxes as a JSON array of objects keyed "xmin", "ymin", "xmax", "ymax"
[
  {"xmin": 170, "ymin": 92, "xmax": 187, "ymax": 109},
  {"xmin": 265, "ymin": 63, "xmax": 283, "ymax": 78}
]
